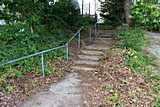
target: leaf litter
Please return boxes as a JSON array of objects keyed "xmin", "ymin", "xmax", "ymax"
[{"xmin": 81, "ymin": 48, "xmax": 159, "ymax": 107}]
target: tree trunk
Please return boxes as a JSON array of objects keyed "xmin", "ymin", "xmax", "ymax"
[{"xmin": 124, "ymin": 0, "xmax": 133, "ymax": 26}]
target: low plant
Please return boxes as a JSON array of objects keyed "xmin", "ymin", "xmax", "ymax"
[
  {"xmin": 123, "ymin": 48, "xmax": 158, "ymax": 75},
  {"xmin": 116, "ymin": 25, "xmax": 146, "ymax": 51},
  {"xmin": 106, "ymin": 87, "xmax": 119, "ymax": 106}
]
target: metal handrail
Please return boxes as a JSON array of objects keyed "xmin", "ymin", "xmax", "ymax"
[{"xmin": 0, "ymin": 19, "xmax": 100, "ymax": 77}]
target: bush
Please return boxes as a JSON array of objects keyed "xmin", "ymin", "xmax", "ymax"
[
  {"xmin": 99, "ymin": 0, "xmax": 124, "ymax": 29},
  {"xmin": 130, "ymin": 0, "xmax": 160, "ymax": 31},
  {"xmin": 0, "ymin": 0, "xmax": 96, "ymax": 90},
  {"xmin": 0, "ymin": 0, "xmax": 73, "ymax": 88}
]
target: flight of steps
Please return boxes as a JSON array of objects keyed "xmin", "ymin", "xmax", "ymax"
[{"xmin": 70, "ymin": 29, "xmax": 119, "ymax": 71}]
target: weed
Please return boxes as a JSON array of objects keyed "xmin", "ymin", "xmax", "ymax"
[
  {"xmin": 101, "ymin": 83, "xmax": 105, "ymax": 85},
  {"xmin": 84, "ymin": 101, "xmax": 90, "ymax": 107},
  {"xmin": 96, "ymin": 88, "xmax": 101, "ymax": 91},
  {"xmin": 36, "ymin": 102, "xmax": 42, "ymax": 105},
  {"xmin": 129, "ymin": 94, "xmax": 136, "ymax": 97},
  {"xmin": 110, "ymin": 93, "xmax": 118, "ymax": 102},
  {"xmin": 32, "ymin": 83, "xmax": 37, "ymax": 87},
  {"xmin": 155, "ymin": 51, "xmax": 160, "ymax": 55},
  {"xmin": 6, "ymin": 86, "xmax": 13, "ymax": 92},
  {"xmin": 106, "ymin": 86, "xmax": 112, "ymax": 91},
  {"xmin": 120, "ymin": 80, "xmax": 128, "ymax": 84}
]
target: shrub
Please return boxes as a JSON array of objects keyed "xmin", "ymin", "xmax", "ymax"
[
  {"xmin": 99, "ymin": 0, "xmax": 124, "ymax": 29},
  {"xmin": 130, "ymin": 0, "xmax": 160, "ymax": 31}
]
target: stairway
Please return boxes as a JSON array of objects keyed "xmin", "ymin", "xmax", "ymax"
[{"xmin": 70, "ymin": 29, "xmax": 119, "ymax": 71}]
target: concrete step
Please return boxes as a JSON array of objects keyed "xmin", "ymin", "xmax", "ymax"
[
  {"xmin": 99, "ymin": 30, "xmax": 119, "ymax": 35},
  {"xmin": 70, "ymin": 66, "xmax": 97, "ymax": 71},
  {"xmin": 98, "ymin": 30, "xmax": 119, "ymax": 35},
  {"xmin": 74, "ymin": 60, "xmax": 99, "ymax": 66},
  {"xmin": 84, "ymin": 44, "xmax": 111, "ymax": 50},
  {"xmin": 78, "ymin": 55, "xmax": 100, "ymax": 61},
  {"xmin": 99, "ymin": 34, "xmax": 113, "ymax": 38},
  {"xmin": 84, "ymin": 37, "xmax": 94, "ymax": 42},
  {"xmin": 81, "ymin": 50, "xmax": 104, "ymax": 55},
  {"xmin": 93, "ymin": 38, "xmax": 115, "ymax": 44}
]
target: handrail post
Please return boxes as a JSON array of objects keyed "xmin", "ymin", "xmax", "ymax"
[
  {"xmin": 98, "ymin": 20, "xmax": 100, "ymax": 31},
  {"xmin": 95, "ymin": 24, "xmax": 97, "ymax": 36},
  {"xmin": 90, "ymin": 28, "xmax": 92, "ymax": 42},
  {"xmin": 78, "ymin": 31, "xmax": 81, "ymax": 49},
  {"xmin": 66, "ymin": 44, "xmax": 69, "ymax": 62},
  {"xmin": 41, "ymin": 53, "xmax": 45, "ymax": 78}
]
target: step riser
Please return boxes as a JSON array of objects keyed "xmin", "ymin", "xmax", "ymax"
[
  {"xmin": 93, "ymin": 38, "xmax": 115, "ymax": 44},
  {"xmin": 100, "ymin": 35, "xmax": 113, "ymax": 38},
  {"xmin": 74, "ymin": 60, "xmax": 99, "ymax": 66},
  {"xmin": 84, "ymin": 44, "xmax": 111, "ymax": 50},
  {"xmin": 99, "ymin": 30, "xmax": 119, "ymax": 35},
  {"xmin": 78, "ymin": 55, "xmax": 100, "ymax": 61},
  {"xmin": 81, "ymin": 50, "xmax": 104, "ymax": 55},
  {"xmin": 71, "ymin": 66, "xmax": 97, "ymax": 71}
]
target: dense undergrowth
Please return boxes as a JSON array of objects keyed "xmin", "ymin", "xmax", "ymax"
[
  {"xmin": 0, "ymin": 0, "xmax": 96, "ymax": 92},
  {"xmin": 115, "ymin": 25, "xmax": 160, "ymax": 106}
]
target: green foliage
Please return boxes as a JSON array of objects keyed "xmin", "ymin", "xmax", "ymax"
[
  {"xmin": 5, "ymin": 86, "xmax": 13, "ymax": 92},
  {"xmin": 123, "ymin": 49, "xmax": 157, "ymax": 74},
  {"xmin": 0, "ymin": 0, "xmax": 93, "ymax": 91},
  {"xmin": 116, "ymin": 25, "xmax": 159, "ymax": 75},
  {"xmin": 52, "ymin": 0, "xmax": 81, "ymax": 29},
  {"xmin": 110, "ymin": 93, "xmax": 118, "ymax": 103},
  {"xmin": 116, "ymin": 25, "xmax": 146, "ymax": 51},
  {"xmin": 130, "ymin": 0, "xmax": 160, "ymax": 31},
  {"xmin": 99, "ymin": 0, "xmax": 124, "ymax": 28},
  {"xmin": 106, "ymin": 87, "xmax": 119, "ymax": 105}
]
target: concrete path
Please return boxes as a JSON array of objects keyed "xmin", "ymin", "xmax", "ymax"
[
  {"xmin": 146, "ymin": 32, "xmax": 160, "ymax": 74},
  {"xmin": 146, "ymin": 32, "xmax": 160, "ymax": 61},
  {"xmin": 20, "ymin": 30, "xmax": 160, "ymax": 107},
  {"xmin": 20, "ymin": 73, "xmax": 83, "ymax": 107},
  {"xmin": 20, "ymin": 29, "xmax": 116, "ymax": 107}
]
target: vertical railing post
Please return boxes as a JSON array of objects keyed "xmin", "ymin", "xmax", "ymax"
[
  {"xmin": 95, "ymin": 24, "xmax": 97, "ymax": 36},
  {"xmin": 78, "ymin": 31, "xmax": 81, "ymax": 49},
  {"xmin": 90, "ymin": 28, "xmax": 92, "ymax": 42},
  {"xmin": 41, "ymin": 53, "xmax": 45, "ymax": 78},
  {"xmin": 98, "ymin": 19, "xmax": 100, "ymax": 31},
  {"xmin": 66, "ymin": 44, "xmax": 69, "ymax": 62}
]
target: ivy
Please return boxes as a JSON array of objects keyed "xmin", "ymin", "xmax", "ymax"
[{"xmin": 0, "ymin": 0, "xmax": 90, "ymax": 89}]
